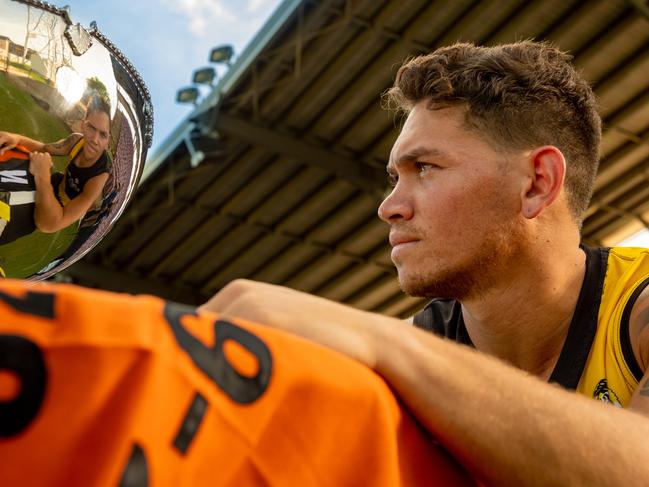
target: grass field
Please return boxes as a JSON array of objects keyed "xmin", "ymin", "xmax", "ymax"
[{"xmin": 0, "ymin": 72, "xmax": 78, "ymax": 278}]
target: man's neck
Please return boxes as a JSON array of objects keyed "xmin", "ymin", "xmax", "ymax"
[
  {"xmin": 460, "ymin": 242, "xmax": 586, "ymax": 379},
  {"xmin": 76, "ymin": 150, "xmax": 101, "ymax": 168}
]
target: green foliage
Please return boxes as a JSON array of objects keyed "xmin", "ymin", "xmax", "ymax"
[{"xmin": 85, "ymin": 76, "xmax": 110, "ymax": 105}]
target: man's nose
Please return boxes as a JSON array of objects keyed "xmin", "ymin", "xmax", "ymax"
[{"xmin": 378, "ymin": 184, "xmax": 414, "ymax": 222}]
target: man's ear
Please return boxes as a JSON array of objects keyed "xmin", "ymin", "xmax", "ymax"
[{"xmin": 520, "ymin": 146, "xmax": 566, "ymax": 219}]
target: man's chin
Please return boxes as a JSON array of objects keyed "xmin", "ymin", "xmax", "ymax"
[
  {"xmin": 397, "ymin": 268, "xmax": 477, "ymax": 300},
  {"xmin": 397, "ymin": 271, "xmax": 434, "ymax": 298}
]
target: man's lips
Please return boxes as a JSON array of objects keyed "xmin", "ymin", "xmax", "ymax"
[{"xmin": 389, "ymin": 234, "xmax": 419, "ymax": 247}]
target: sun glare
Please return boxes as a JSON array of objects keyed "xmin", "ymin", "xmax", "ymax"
[{"xmin": 56, "ymin": 66, "xmax": 87, "ymax": 105}]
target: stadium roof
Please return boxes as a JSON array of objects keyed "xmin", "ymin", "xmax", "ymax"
[{"xmin": 65, "ymin": 0, "xmax": 649, "ymax": 313}]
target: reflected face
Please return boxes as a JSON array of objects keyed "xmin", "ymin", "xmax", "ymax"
[
  {"xmin": 81, "ymin": 111, "xmax": 110, "ymax": 161},
  {"xmin": 378, "ymin": 103, "xmax": 526, "ymax": 300}
]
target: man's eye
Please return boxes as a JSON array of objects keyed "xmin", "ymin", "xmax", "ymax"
[
  {"xmin": 415, "ymin": 162, "xmax": 436, "ymax": 173},
  {"xmin": 387, "ymin": 173, "xmax": 398, "ymax": 187}
]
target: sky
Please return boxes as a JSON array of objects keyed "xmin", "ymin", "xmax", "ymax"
[
  {"xmin": 618, "ymin": 228, "xmax": 649, "ymax": 247},
  {"xmin": 57, "ymin": 0, "xmax": 284, "ymax": 154}
]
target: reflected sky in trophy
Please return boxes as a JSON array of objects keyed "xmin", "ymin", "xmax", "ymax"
[{"xmin": 0, "ymin": 0, "xmax": 152, "ymax": 279}]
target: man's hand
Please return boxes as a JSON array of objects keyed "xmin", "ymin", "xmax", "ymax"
[
  {"xmin": 201, "ymin": 279, "xmax": 392, "ymax": 369},
  {"xmin": 0, "ymin": 131, "xmax": 18, "ymax": 156},
  {"xmin": 29, "ymin": 152, "xmax": 53, "ymax": 181}
]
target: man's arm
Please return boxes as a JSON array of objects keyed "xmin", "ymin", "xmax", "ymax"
[
  {"xmin": 202, "ymin": 279, "xmax": 649, "ymax": 486},
  {"xmin": 41, "ymin": 133, "xmax": 83, "ymax": 156},
  {"xmin": 30, "ymin": 152, "xmax": 109, "ymax": 233},
  {"xmin": 626, "ymin": 286, "xmax": 649, "ymax": 415},
  {"xmin": 0, "ymin": 131, "xmax": 81, "ymax": 156}
]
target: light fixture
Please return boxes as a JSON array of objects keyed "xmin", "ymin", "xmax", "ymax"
[
  {"xmin": 192, "ymin": 67, "xmax": 216, "ymax": 85},
  {"xmin": 209, "ymin": 45, "xmax": 234, "ymax": 65},
  {"xmin": 176, "ymin": 86, "xmax": 199, "ymax": 105},
  {"xmin": 64, "ymin": 23, "xmax": 93, "ymax": 56}
]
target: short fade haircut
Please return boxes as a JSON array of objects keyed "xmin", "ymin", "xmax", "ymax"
[
  {"xmin": 86, "ymin": 95, "xmax": 111, "ymax": 123},
  {"xmin": 385, "ymin": 41, "xmax": 601, "ymax": 225}
]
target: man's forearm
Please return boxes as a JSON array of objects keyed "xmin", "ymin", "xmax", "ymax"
[
  {"xmin": 375, "ymin": 323, "xmax": 649, "ymax": 486},
  {"xmin": 33, "ymin": 174, "xmax": 63, "ymax": 233},
  {"xmin": 13, "ymin": 134, "xmax": 45, "ymax": 152},
  {"xmin": 201, "ymin": 280, "xmax": 649, "ymax": 485}
]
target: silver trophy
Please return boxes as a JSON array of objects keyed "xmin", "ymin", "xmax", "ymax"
[{"xmin": 0, "ymin": 0, "xmax": 152, "ymax": 279}]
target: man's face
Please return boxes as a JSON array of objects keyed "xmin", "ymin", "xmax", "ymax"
[
  {"xmin": 81, "ymin": 110, "xmax": 110, "ymax": 161},
  {"xmin": 378, "ymin": 103, "xmax": 527, "ymax": 300}
]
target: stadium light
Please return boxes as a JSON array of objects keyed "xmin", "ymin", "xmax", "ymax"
[
  {"xmin": 209, "ymin": 45, "xmax": 234, "ymax": 65},
  {"xmin": 176, "ymin": 86, "xmax": 200, "ymax": 105},
  {"xmin": 192, "ymin": 67, "xmax": 216, "ymax": 86}
]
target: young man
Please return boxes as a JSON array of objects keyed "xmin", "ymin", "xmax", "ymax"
[
  {"xmin": 0, "ymin": 95, "xmax": 111, "ymax": 241},
  {"xmin": 201, "ymin": 42, "xmax": 649, "ymax": 485}
]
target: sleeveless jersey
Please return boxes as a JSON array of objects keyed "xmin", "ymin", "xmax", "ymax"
[
  {"xmin": 413, "ymin": 246, "xmax": 649, "ymax": 407},
  {"xmin": 52, "ymin": 138, "xmax": 110, "ymax": 206},
  {"xmin": 0, "ymin": 280, "xmax": 472, "ymax": 486}
]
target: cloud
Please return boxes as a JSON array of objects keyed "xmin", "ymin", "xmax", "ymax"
[
  {"xmin": 246, "ymin": 0, "xmax": 278, "ymax": 14},
  {"xmin": 161, "ymin": 0, "xmax": 236, "ymax": 37}
]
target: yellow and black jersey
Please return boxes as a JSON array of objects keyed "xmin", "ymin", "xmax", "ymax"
[
  {"xmin": 0, "ymin": 280, "xmax": 472, "ymax": 486},
  {"xmin": 575, "ymin": 246, "xmax": 649, "ymax": 406},
  {"xmin": 414, "ymin": 245, "xmax": 649, "ymax": 407}
]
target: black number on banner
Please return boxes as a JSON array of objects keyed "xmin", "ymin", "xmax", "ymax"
[
  {"xmin": 0, "ymin": 335, "xmax": 47, "ymax": 437},
  {"xmin": 163, "ymin": 302, "xmax": 272, "ymax": 404},
  {"xmin": 0, "ymin": 290, "xmax": 55, "ymax": 319}
]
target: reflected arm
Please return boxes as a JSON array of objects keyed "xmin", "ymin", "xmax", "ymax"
[
  {"xmin": 0, "ymin": 131, "xmax": 81, "ymax": 156},
  {"xmin": 42, "ymin": 134, "xmax": 83, "ymax": 156},
  {"xmin": 31, "ymin": 152, "xmax": 108, "ymax": 233}
]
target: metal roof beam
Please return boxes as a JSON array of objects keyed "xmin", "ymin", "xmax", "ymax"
[
  {"xmin": 213, "ymin": 112, "xmax": 386, "ymax": 195},
  {"xmin": 63, "ymin": 262, "xmax": 206, "ymax": 304}
]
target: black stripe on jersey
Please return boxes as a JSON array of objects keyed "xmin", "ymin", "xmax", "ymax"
[
  {"xmin": 173, "ymin": 392, "xmax": 208, "ymax": 455},
  {"xmin": 548, "ymin": 246, "xmax": 607, "ymax": 390},
  {"xmin": 619, "ymin": 276, "xmax": 649, "ymax": 382},
  {"xmin": 119, "ymin": 443, "xmax": 149, "ymax": 487},
  {"xmin": 0, "ymin": 290, "xmax": 55, "ymax": 319}
]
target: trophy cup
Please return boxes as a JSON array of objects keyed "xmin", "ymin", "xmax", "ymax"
[{"xmin": 0, "ymin": 0, "xmax": 153, "ymax": 279}]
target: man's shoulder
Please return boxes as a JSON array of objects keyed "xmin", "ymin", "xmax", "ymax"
[
  {"xmin": 603, "ymin": 246, "xmax": 649, "ymax": 293},
  {"xmin": 608, "ymin": 246, "xmax": 649, "ymax": 262}
]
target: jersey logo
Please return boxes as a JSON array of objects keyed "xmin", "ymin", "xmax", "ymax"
[
  {"xmin": 593, "ymin": 378, "xmax": 622, "ymax": 407},
  {"xmin": 0, "ymin": 170, "xmax": 29, "ymax": 185}
]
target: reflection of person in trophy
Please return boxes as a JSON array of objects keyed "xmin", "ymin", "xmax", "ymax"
[{"xmin": 0, "ymin": 95, "xmax": 111, "ymax": 244}]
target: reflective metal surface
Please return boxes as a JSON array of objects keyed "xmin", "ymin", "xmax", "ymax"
[{"xmin": 0, "ymin": 0, "xmax": 152, "ymax": 279}]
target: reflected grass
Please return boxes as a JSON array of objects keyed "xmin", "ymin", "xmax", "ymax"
[{"xmin": 0, "ymin": 71, "xmax": 76, "ymax": 278}]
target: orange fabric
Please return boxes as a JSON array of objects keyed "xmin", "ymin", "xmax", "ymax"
[
  {"xmin": 0, "ymin": 280, "xmax": 473, "ymax": 486},
  {"xmin": 0, "ymin": 145, "xmax": 30, "ymax": 162}
]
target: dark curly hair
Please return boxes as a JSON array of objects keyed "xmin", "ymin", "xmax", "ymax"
[
  {"xmin": 385, "ymin": 41, "xmax": 601, "ymax": 224},
  {"xmin": 86, "ymin": 94, "xmax": 111, "ymax": 122}
]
